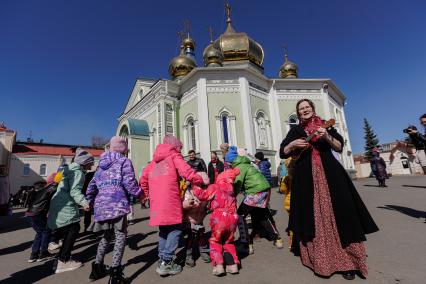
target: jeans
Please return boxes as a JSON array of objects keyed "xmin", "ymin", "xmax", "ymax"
[
  {"xmin": 57, "ymin": 222, "xmax": 80, "ymax": 262},
  {"xmin": 158, "ymin": 224, "xmax": 183, "ymax": 262},
  {"xmin": 30, "ymin": 214, "xmax": 51, "ymax": 253}
]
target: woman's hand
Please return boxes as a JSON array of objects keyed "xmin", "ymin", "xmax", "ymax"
[
  {"xmin": 290, "ymin": 138, "xmax": 309, "ymax": 149},
  {"xmin": 316, "ymin": 127, "xmax": 327, "ymax": 138}
]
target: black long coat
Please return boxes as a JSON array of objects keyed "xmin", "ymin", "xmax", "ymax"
[{"xmin": 280, "ymin": 125, "xmax": 379, "ymax": 247}]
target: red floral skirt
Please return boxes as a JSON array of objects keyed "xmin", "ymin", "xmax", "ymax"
[{"xmin": 299, "ymin": 149, "xmax": 368, "ymax": 277}]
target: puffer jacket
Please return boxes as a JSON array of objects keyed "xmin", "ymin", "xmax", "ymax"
[
  {"xmin": 47, "ymin": 163, "xmax": 89, "ymax": 230},
  {"xmin": 86, "ymin": 151, "xmax": 141, "ymax": 222},
  {"xmin": 232, "ymin": 156, "xmax": 270, "ymax": 195},
  {"xmin": 140, "ymin": 144, "xmax": 203, "ymax": 226},
  {"xmin": 258, "ymin": 159, "xmax": 272, "ymax": 186}
]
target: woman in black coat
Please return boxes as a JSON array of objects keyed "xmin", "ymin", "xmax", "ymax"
[
  {"xmin": 207, "ymin": 151, "xmax": 224, "ymax": 184},
  {"xmin": 280, "ymin": 99, "xmax": 378, "ymax": 280}
]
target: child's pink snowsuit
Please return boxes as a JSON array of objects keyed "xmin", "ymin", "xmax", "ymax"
[{"xmin": 192, "ymin": 168, "xmax": 241, "ymax": 266}]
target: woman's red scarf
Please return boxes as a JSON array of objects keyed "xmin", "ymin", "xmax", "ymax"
[{"xmin": 300, "ymin": 114, "xmax": 323, "ymax": 142}]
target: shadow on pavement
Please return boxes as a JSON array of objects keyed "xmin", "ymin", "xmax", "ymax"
[
  {"xmin": 364, "ymin": 184, "xmax": 381, "ymax": 187},
  {"xmin": 0, "ymin": 211, "xmax": 31, "ymax": 234},
  {"xmin": 128, "ymin": 231, "xmax": 157, "ymax": 251},
  {"xmin": 0, "ymin": 240, "xmax": 32, "ymax": 257},
  {"xmin": 1, "ymin": 258, "xmax": 55, "ymax": 284},
  {"xmin": 125, "ymin": 246, "xmax": 158, "ymax": 283},
  {"xmin": 378, "ymin": 205, "xmax": 426, "ymax": 220},
  {"xmin": 402, "ymin": 185, "xmax": 426, "ymax": 189}
]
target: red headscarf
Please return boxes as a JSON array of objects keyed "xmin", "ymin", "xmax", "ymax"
[{"xmin": 300, "ymin": 113, "xmax": 323, "ymax": 142}]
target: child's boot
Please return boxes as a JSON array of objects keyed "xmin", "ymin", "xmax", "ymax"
[
  {"xmin": 108, "ymin": 266, "xmax": 127, "ymax": 284},
  {"xmin": 89, "ymin": 261, "xmax": 108, "ymax": 282},
  {"xmin": 274, "ymin": 237, "xmax": 284, "ymax": 249},
  {"xmin": 212, "ymin": 264, "xmax": 225, "ymax": 276},
  {"xmin": 185, "ymin": 255, "xmax": 195, "ymax": 267},
  {"xmin": 200, "ymin": 252, "xmax": 211, "ymax": 263},
  {"xmin": 249, "ymin": 243, "xmax": 254, "ymax": 254},
  {"xmin": 226, "ymin": 264, "xmax": 239, "ymax": 274}
]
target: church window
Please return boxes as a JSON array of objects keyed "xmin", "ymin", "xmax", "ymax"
[
  {"xmin": 39, "ymin": 164, "xmax": 46, "ymax": 176},
  {"xmin": 222, "ymin": 114, "xmax": 229, "ymax": 144},
  {"xmin": 23, "ymin": 164, "xmax": 30, "ymax": 176},
  {"xmin": 165, "ymin": 103, "xmax": 174, "ymax": 134},
  {"xmin": 289, "ymin": 114, "xmax": 298, "ymax": 128},
  {"xmin": 188, "ymin": 118, "xmax": 196, "ymax": 151}
]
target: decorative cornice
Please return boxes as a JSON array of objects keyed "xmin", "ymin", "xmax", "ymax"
[
  {"xmin": 249, "ymin": 87, "xmax": 269, "ymax": 101},
  {"xmin": 181, "ymin": 85, "xmax": 198, "ymax": 106},
  {"xmin": 206, "ymin": 85, "xmax": 239, "ymax": 94},
  {"xmin": 276, "ymin": 93, "xmax": 323, "ymax": 100}
]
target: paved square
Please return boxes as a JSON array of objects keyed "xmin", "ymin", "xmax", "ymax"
[{"xmin": 1, "ymin": 176, "xmax": 425, "ymax": 284}]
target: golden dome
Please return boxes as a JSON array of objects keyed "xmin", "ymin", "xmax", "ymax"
[
  {"xmin": 183, "ymin": 36, "xmax": 196, "ymax": 50},
  {"xmin": 203, "ymin": 43, "xmax": 224, "ymax": 67},
  {"xmin": 279, "ymin": 54, "xmax": 298, "ymax": 78},
  {"xmin": 212, "ymin": 4, "xmax": 264, "ymax": 66},
  {"xmin": 168, "ymin": 46, "xmax": 197, "ymax": 79}
]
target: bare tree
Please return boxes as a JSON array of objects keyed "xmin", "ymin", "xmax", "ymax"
[{"xmin": 91, "ymin": 136, "xmax": 109, "ymax": 148}]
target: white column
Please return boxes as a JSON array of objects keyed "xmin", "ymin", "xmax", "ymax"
[
  {"xmin": 182, "ymin": 125, "xmax": 188, "ymax": 154},
  {"xmin": 238, "ymin": 77, "xmax": 255, "ymax": 154},
  {"xmin": 149, "ymin": 132, "xmax": 154, "ymax": 158},
  {"xmin": 215, "ymin": 116, "xmax": 222, "ymax": 149},
  {"xmin": 253, "ymin": 117, "xmax": 260, "ymax": 149},
  {"xmin": 196, "ymin": 78, "xmax": 211, "ymax": 161},
  {"xmin": 266, "ymin": 120, "xmax": 272, "ymax": 149},
  {"xmin": 194, "ymin": 120, "xmax": 200, "ymax": 153},
  {"xmin": 321, "ymin": 88, "xmax": 332, "ymax": 119},
  {"xmin": 230, "ymin": 116, "xmax": 237, "ymax": 146},
  {"xmin": 269, "ymin": 80, "xmax": 283, "ymax": 169}
]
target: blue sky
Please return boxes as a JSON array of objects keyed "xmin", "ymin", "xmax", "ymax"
[{"xmin": 1, "ymin": 0, "xmax": 425, "ymax": 153}]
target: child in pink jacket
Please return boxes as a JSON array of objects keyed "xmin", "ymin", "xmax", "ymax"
[
  {"xmin": 139, "ymin": 134, "xmax": 208, "ymax": 277},
  {"xmin": 192, "ymin": 168, "xmax": 241, "ymax": 276}
]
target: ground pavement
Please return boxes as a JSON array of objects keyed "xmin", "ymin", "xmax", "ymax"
[{"xmin": 1, "ymin": 175, "xmax": 425, "ymax": 284}]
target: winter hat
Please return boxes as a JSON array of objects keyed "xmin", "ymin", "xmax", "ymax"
[
  {"xmin": 74, "ymin": 148, "xmax": 94, "ymax": 166},
  {"xmin": 217, "ymin": 168, "xmax": 240, "ymax": 184},
  {"xmin": 255, "ymin": 152, "xmax": 264, "ymax": 161},
  {"xmin": 46, "ymin": 173, "xmax": 56, "ymax": 184},
  {"xmin": 163, "ymin": 134, "xmax": 183, "ymax": 151},
  {"xmin": 225, "ymin": 146, "xmax": 238, "ymax": 163},
  {"xmin": 110, "ymin": 136, "xmax": 128, "ymax": 153},
  {"xmin": 237, "ymin": 148, "xmax": 247, "ymax": 156}
]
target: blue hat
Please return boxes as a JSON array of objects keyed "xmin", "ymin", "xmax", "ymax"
[{"xmin": 225, "ymin": 146, "xmax": 238, "ymax": 163}]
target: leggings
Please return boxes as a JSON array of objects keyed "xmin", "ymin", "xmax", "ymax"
[{"xmin": 95, "ymin": 229, "xmax": 126, "ymax": 268}]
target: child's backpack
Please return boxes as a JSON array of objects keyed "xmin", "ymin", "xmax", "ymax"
[{"xmin": 26, "ymin": 172, "xmax": 62, "ymax": 216}]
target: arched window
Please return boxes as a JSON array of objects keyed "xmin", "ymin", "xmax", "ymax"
[
  {"xmin": 39, "ymin": 164, "xmax": 46, "ymax": 176},
  {"xmin": 23, "ymin": 164, "xmax": 30, "ymax": 176},
  {"xmin": 256, "ymin": 112, "xmax": 268, "ymax": 147},
  {"xmin": 188, "ymin": 118, "xmax": 196, "ymax": 151},
  {"xmin": 119, "ymin": 125, "xmax": 129, "ymax": 137},
  {"xmin": 288, "ymin": 114, "xmax": 299, "ymax": 129},
  {"xmin": 221, "ymin": 113, "xmax": 229, "ymax": 144}
]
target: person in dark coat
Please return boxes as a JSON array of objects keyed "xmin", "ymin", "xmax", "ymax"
[
  {"xmin": 254, "ymin": 152, "xmax": 272, "ymax": 186},
  {"xmin": 207, "ymin": 151, "xmax": 224, "ymax": 184},
  {"xmin": 187, "ymin": 150, "xmax": 208, "ymax": 173},
  {"xmin": 280, "ymin": 99, "xmax": 378, "ymax": 281},
  {"xmin": 370, "ymin": 150, "xmax": 388, "ymax": 187}
]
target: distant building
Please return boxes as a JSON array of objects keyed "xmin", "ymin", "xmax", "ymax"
[
  {"xmin": 9, "ymin": 141, "xmax": 104, "ymax": 195},
  {"xmin": 354, "ymin": 141, "xmax": 424, "ymax": 178},
  {"xmin": 0, "ymin": 123, "xmax": 16, "ymax": 212}
]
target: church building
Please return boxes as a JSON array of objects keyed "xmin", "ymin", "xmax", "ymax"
[{"xmin": 117, "ymin": 4, "xmax": 355, "ymax": 177}]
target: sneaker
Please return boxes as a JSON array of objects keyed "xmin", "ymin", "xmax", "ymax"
[
  {"xmin": 155, "ymin": 260, "xmax": 182, "ymax": 276},
  {"xmin": 274, "ymin": 238, "xmax": 284, "ymax": 249},
  {"xmin": 37, "ymin": 251, "xmax": 53, "ymax": 262},
  {"xmin": 212, "ymin": 264, "xmax": 226, "ymax": 276},
  {"xmin": 248, "ymin": 244, "xmax": 254, "ymax": 255},
  {"xmin": 28, "ymin": 252, "xmax": 38, "ymax": 263},
  {"xmin": 48, "ymin": 241, "xmax": 62, "ymax": 252},
  {"xmin": 185, "ymin": 255, "xmax": 195, "ymax": 267},
  {"xmin": 55, "ymin": 259, "xmax": 83, "ymax": 274},
  {"xmin": 200, "ymin": 252, "xmax": 211, "ymax": 263},
  {"xmin": 225, "ymin": 264, "xmax": 239, "ymax": 274},
  {"xmin": 89, "ymin": 261, "xmax": 108, "ymax": 282}
]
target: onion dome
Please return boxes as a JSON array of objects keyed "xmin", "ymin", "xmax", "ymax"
[
  {"xmin": 183, "ymin": 36, "xmax": 196, "ymax": 50},
  {"xmin": 168, "ymin": 45, "xmax": 197, "ymax": 80},
  {"xmin": 203, "ymin": 43, "xmax": 224, "ymax": 67},
  {"xmin": 279, "ymin": 54, "xmax": 298, "ymax": 78},
  {"xmin": 212, "ymin": 3, "xmax": 264, "ymax": 66}
]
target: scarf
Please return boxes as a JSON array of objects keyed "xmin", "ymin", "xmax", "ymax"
[{"xmin": 300, "ymin": 114, "xmax": 323, "ymax": 142}]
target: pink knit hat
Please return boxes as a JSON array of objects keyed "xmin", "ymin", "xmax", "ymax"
[
  {"xmin": 110, "ymin": 136, "xmax": 128, "ymax": 153},
  {"xmin": 163, "ymin": 134, "xmax": 183, "ymax": 151}
]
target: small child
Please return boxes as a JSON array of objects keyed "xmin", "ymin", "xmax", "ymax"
[{"xmin": 191, "ymin": 168, "xmax": 241, "ymax": 276}]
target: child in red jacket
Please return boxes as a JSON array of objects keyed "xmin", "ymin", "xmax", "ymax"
[{"xmin": 191, "ymin": 168, "xmax": 241, "ymax": 276}]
